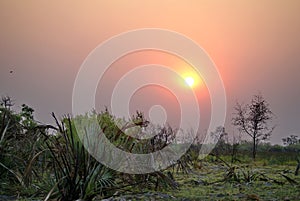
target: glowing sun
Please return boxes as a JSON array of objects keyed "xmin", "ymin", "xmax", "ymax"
[{"xmin": 185, "ymin": 76, "xmax": 195, "ymax": 87}]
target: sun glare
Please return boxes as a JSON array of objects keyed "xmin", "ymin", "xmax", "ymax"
[{"xmin": 185, "ymin": 77, "xmax": 195, "ymax": 87}]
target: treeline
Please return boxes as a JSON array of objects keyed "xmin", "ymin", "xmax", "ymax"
[
  {"xmin": 212, "ymin": 139, "xmax": 300, "ymax": 155},
  {"xmin": 210, "ymin": 140, "xmax": 300, "ymax": 164}
]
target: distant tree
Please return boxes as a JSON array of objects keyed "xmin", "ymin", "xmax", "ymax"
[
  {"xmin": 210, "ymin": 126, "xmax": 227, "ymax": 142},
  {"xmin": 282, "ymin": 135, "xmax": 300, "ymax": 146},
  {"xmin": 230, "ymin": 132, "xmax": 241, "ymax": 163},
  {"xmin": 20, "ymin": 103, "xmax": 37, "ymax": 129},
  {"xmin": 232, "ymin": 94, "xmax": 275, "ymax": 160},
  {"xmin": 210, "ymin": 126, "xmax": 228, "ymax": 158},
  {"xmin": 0, "ymin": 96, "xmax": 13, "ymax": 109}
]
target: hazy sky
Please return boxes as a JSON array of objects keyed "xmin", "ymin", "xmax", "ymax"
[{"xmin": 1, "ymin": 1, "xmax": 300, "ymax": 144}]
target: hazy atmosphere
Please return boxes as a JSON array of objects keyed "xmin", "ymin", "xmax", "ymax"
[{"xmin": 1, "ymin": 1, "xmax": 300, "ymax": 144}]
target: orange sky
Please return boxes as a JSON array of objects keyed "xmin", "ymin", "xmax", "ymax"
[{"xmin": 1, "ymin": 1, "xmax": 300, "ymax": 144}]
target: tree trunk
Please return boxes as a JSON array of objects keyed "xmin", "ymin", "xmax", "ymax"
[
  {"xmin": 295, "ymin": 159, "xmax": 300, "ymax": 176},
  {"xmin": 252, "ymin": 137, "xmax": 256, "ymax": 160}
]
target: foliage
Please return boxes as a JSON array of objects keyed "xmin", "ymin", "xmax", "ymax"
[
  {"xmin": 97, "ymin": 110, "xmax": 179, "ymax": 191},
  {"xmin": 44, "ymin": 110, "xmax": 181, "ymax": 200},
  {"xmin": 0, "ymin": 97, "xmax": 47, "ymax": 194}
]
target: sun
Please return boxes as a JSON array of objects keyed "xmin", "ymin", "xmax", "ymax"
[{"xmin": 185, "ymin": 76, "xmax": 195, "ymax": 87}]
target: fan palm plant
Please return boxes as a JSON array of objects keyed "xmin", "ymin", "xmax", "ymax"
[{"xmin": 44, "ymin": 114, "xmax": 116, "ymax": 201}]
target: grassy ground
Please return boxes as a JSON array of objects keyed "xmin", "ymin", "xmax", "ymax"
[
  {"xmin": 3, "ymin": 158, "xmax": 300, "ymax": 200},
  {"xmin": 165, "ymin": 163, "xmax": 300, "ymax": 201},
  {"xmin": 100, "ymin": 162, "xmax": 300, "ymax": 201},
  {"xmin": 4, "ymin": 163, "xmax": 300, "ymax": 201}
]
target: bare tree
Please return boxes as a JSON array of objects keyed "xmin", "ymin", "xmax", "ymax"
[{"xmin": 232, "ymin": 94, "xmax": 275, "ymax": 160}]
